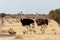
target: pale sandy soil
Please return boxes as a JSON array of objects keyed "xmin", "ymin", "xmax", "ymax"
[{"xmin": 0, "ymin": 18, "xmax": 60, "ymax": 40}]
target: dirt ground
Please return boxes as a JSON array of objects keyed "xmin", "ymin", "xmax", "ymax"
[{"xmin": 0, "ymin": 18, "xmax": 60, "ymax": 40}]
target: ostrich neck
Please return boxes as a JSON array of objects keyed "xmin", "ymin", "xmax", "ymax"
[{"xmin": 21, "ymin": 18, "xmax": 23, "ymax": 22}]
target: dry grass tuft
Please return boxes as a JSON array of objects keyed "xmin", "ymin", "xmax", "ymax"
[{"xmin": 14, "ymin": 35, "xmax": 24, "ymax": 39}]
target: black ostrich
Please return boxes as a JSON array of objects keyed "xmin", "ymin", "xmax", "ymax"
[
  {"xmin": 20, "ymin": 18, "xmax": 34, "ymax": 31},
  {"xmin": 36, "ymin": 19, "xmax": 48, "ymax": 26},
  {"xmin": 20, "ymin": 18, "xmax": 34, "ymax": 26}
]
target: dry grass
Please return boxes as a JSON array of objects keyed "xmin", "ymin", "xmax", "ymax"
[
  {"xmin": 0, "ymin": 18, "xmax": 60, "ymax": 40},
  {"xmin": 14, "ymin": 35, "xmax": 24, "ymax": 39}
]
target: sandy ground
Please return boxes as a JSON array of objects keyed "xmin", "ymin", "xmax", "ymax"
[{"xmin": 0, "ymin": 18, "xmax": 60, "ymax": 40}]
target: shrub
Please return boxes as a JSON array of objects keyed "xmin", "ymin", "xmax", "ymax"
[{"xmin": 49, "ymin": 9, "xmax": 60, "ymax": 24}]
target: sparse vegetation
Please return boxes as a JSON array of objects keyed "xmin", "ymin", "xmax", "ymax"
[
  {"xmin": 15, "ymin": 35, "xmax": 23, "ymax": 39},
  {"xmin": 8, "ymin": 28, "xmax": 16, "ymax": 35},
  {"xmin": 49, "ymin": 9, "xmax": 60, "ymax": 24},
  {"xmin": 0, "ymin": 9, "xmax": 59, "ymax": 40},
  {"xmin": 0, "ymin": 13, "xmax": 6, "ymax": 25}
]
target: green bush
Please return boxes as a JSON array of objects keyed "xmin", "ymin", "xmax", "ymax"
[{"xmin": 49, "ymin": 9, "xmax": 60, "ymax": 24}]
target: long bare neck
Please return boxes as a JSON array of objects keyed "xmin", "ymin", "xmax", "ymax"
[{"xmin": 21, "ymin": 18, "xmax": 23, "ymax": 22}]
